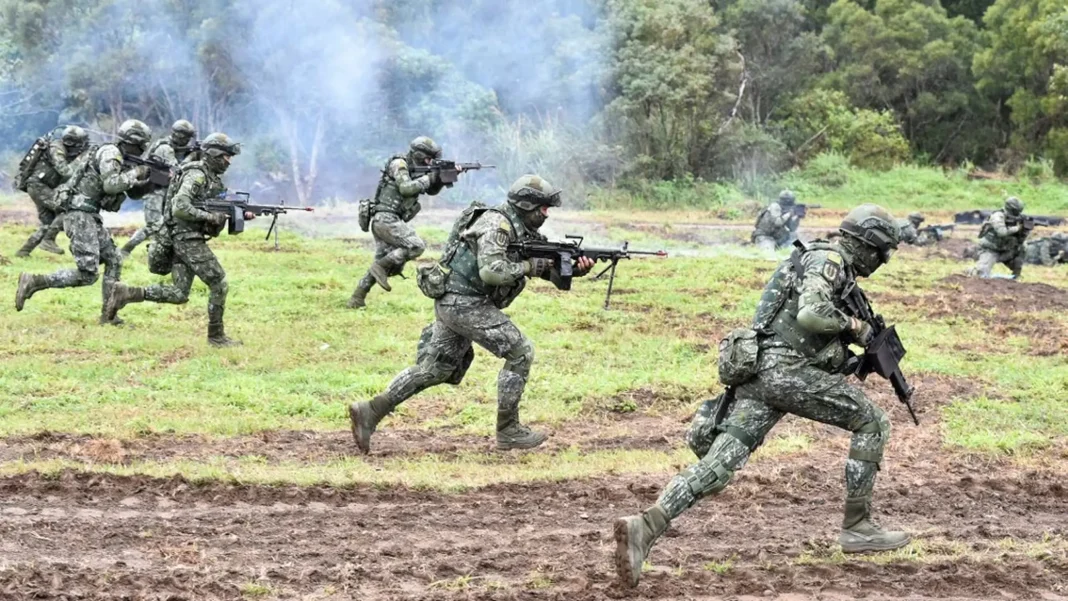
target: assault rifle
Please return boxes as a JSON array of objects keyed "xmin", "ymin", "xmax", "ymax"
[
  {"xmin": 841, "ymin": 282, "xmax": 919, "ymax": 425},
  {"xmin": 955, "ymin": 210, "xmax": 1064, "ymax": 227},
  {"xmin": 123, "ymin": 154, "xmax": 173, "ymax": 188},
  {"xmin": 791, "ymin": 203, "xmax": 822, "ymax": 219},
  {"xmin": 198, "ymin": 191, "xmax": 314, "ymax": 240},
  {"xmin": 411, "ymin": 159, "xmax": 495, "ymax": 186},
  {"xmin": 918, "ymin": 223, "xmax": 955, "ymax": 242},
  {"xmin": 508, "ymin": 235, "xmax": 667, "ymax": 310}
]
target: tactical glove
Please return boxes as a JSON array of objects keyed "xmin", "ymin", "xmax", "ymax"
[
  {"xmin": 524, "ymin": 257, "xmax": 553, "ymax": 278},
  {"xmin": 849, "ymin": 317, "xmax": 874, "ymax": 346}
]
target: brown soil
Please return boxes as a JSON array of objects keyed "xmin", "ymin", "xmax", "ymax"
[{"xmin": 1, "ymin": 375, "xmax": 1065, "ymax": 600}]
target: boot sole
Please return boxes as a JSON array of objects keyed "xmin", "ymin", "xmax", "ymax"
[
  {"xmin": 349, "ymin": 404, "xmax": 372, "ymax": 454},
  {"xmin": 613, "ymin": 518, "xmax": 641, "ymax": 588},
  {"xmin": 840, "ymin": 534, "xmax": 912, "ymax": 554},
  {"xmin": 495, "ymin": 435, "xmax": 548, "ymax": 451}
]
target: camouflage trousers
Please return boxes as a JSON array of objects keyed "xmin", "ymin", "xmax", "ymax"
[
  {"xmin": 376, "ymin": 294, "xmax": 534, "ymax": 419},
  {"xmin": 40, "ymin": 211, "xmax": 122, "ymax": 309},
  {"xmin": 753, "ymin": 234, "xmax": 779, "ymax": 252},
  {"xmin": 123, "ymin": 191, "xmax": 166, "ymax": 253},
  {"xmin": 20, "ymin": 182, "xmax": 62, "ymax": 248},
  {"xmin": 353, "ymin": 211, "xmax": 427, "ymax": 293},
  {"xmin": 144, "ymin": 238, "xmax": 228, "ymax": 325},
  {"xmin": 657, "ymin": 347, "xmax": 889, "ymax": 521},
  {"xmin": 974, "ymin": 248, "xmax": 1023, "ymax": 278}
]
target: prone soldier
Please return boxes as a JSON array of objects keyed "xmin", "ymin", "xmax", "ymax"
[{"xmin": 1023, "ymin": 232, "xmax": 1068, "ymax": 266}]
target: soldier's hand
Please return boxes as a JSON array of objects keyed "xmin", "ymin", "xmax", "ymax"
[
  {"xmin": 132, "ymin": 165, "xmax": 151, "ymax": 182},
  {"xmin": 574, "ymin": 255, "xmax": 595, "ymax": 276},
  {"xmin": 849, "ymin": 317, "xmax": 874, "ymax": 346},
  {"xmin": 524, "ymin": 257, "xmax": 553, "ymax": 278},
  {"xmin": 244, "ymin": 211, "xmax": 256, "ymax": 220},
  {"xmin": 210, "ymin": 212, "xmax": 229, "ymax": 226}
]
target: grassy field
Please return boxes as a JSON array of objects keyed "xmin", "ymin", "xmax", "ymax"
[{"xmin": 0, "ymin": 195, "xmax": 1066, "ymax": 600}]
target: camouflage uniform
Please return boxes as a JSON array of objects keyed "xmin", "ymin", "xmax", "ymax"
[
  {"xmin": 974, "ymin": 198, "xmax": 1028, "ymax": 278},
  {"xmin": 348, "ymin": 137, "xmax": 446, "ymax": 308},
  {"xmin": 121, "ymin": 120, "xmax": 198, "ymax": 256},
  {"xmin": 752, "ymin": 190, "xmax": 800, "ymax": 251},
  {"xmin": 105, "ymin": 133, "xmax": 243, "ymax": 347},
  {"xmin": 1024, "ymin": 235, "xmax": 1068, "ymax": 266},
  {"xmin": 350, "ymin": 175, "xmax": 580, "ymax": 451},
  {"xmin": 15, "ymin": 120, "xmax": 152, "ymax": 323},
  {"xmin": 614, "ymin": 205, "xmax": 909, "ymax": 588},
  {"xmin": 15, "ymin": 127, "xmax": 89, "ymax": 256}
]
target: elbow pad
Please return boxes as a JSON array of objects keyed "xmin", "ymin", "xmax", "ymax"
[{"xmin": 796, "ymin": 306, "xmax": 846, "ymax": 335}]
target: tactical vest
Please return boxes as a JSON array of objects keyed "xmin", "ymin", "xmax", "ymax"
[
  {"xmin": 164, "ymin": 161, "xmax": 225, "ymax": 240},
  {"xmin": 371, "ymin": 154, "xmax": 418, "ymax": 216},
  {"xmin": 752, "ymin": 240, "xmax": 851, "ymax": 360},
  {"xmin": 148, "ymin": 138, "xmax": 193, "ymax": 165},
  {"xmin": 445, "ymin": 204, "xmax": 533, "ymax": 306},
  {"xmin": 753, "ymin": 203, "xmax": 787, "ymax": 239},
  {"xmin": 978, "ymin": 211, "xmax": 1024, "ymax": 252},
  {"xmin": 65, "ymin": 144, "xmax": 128, "ymax": 214}
]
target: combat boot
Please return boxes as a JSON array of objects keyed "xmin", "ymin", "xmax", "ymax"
[
  {"xmin": 613, "ymin": 504, "xmax": 670, "ymax": 588},
  {"xmin": 839, "ymin": 496, "xmax": 911, "ymax": 553},
  {"xmin": 368, "ymin": 259, "xmax": 394, "ymax": 292},
  {"xmin": 346, "ymin": 286, "xmax": 369, "ymax": 309},
  {"xmin": 496, "ymin": 410, "xmax": 547, "ymax": 450},
  {"xmin": 348, "ymin": 395, "xmax": 393, "ymax": 454},
  {"xmin": 99, "ymin": 313, "xmax": 125, "ymax": 326},
  {"xmin": 39, "ymin": 239, "xmax": 65, "ymax": 255},
  {"xmin": 207, "ymin": 321, "xmax": 242, "ymax": 347},
  {"xmin": 15, "ymin": 273, "xmax": 48, "ymax": 311},
  {"xmin": 104, "ymin": 282, "xmax": 145, "ymax": 322}
]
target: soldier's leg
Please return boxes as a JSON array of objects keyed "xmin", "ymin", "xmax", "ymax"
[
  {"xmin": 753, "ymin": 235, "xmax": 777, "ymax": 252},
  {"xmin": 349, "ymin": 318, "xmax": 470, "ymax": 453},
  {"xmin": 1007, "ymin": 253, "xmax": 1024, "ymax": 280},
  {"xmin": 173, "ymin": 240, "xmax": 234, "ymax": 346},
  {"xmin": 369, "ymin": 214, "xmax": 426, "ymax": 288},
  {"xmin": 18, "ymin": 184, "xmax": 63, "ymax": 256},
  {"xmin": 348, "ymin": 237, "xmax": 386, "ymax": 307},
  {"xmin": 615, "ymin": 396, "xmax": 782, "ymax": 587},
  {"xmin": 97, "ymin": 227, "xmax": 124, "ymax": 324},
  {"xmin": 974, "ymin": 250, "xmax": 998, "ymax": 278},
  {"xmin": 121, "ymin": 192, "xmax": 163, "ymax": 256},
  {"xmin": 15, "ymin": 213, "xmax": 102, "ymax": 311},
  {"xmin": 106, "ymin": 262, "xmax": 195, "ymax": 322}
]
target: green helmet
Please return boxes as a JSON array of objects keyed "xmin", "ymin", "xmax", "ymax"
[
  {"xmin": 61, "ymin": 125, "xmax": 88, "ymax": 149},
  {"xmin": 507, "ymin": 174, "xmax": 562, "ymax": 211},
  {"xmin": 778, "ymin": 190, "xmax": 796, "ymax": 206},
  {"xmin": 409, "ymin": 136, "xmax": 442, "ymax": 164},
  {"xmin": 1052, "ymin": 232, "xmax": 1068, "ymax": 243},
  {"xmin": 908, "ymin": 212, "xmax": 925, "ymax": 225},
  {"xmin": 1004, "ymin": 197, "xmax": 1024, "ymax": 216},
  {"xmin": 117, "ymin": 119, "xmax": 152, "ymax": 146},
  {"xmin": 201, "ymin": 132, "xmax": 241, "ymax": 158},
  {"xmin": 840, "ymin": 204, "xmax": 899, "ymax": 260},
  {"xmin": 171, "ymin": 119, "xmax": 196, "ymax": 148}
]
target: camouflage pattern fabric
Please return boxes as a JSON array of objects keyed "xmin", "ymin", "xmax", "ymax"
[
  {"xmin": 752, "ymin": 202, "xmax": 796, "ymax": 249},
  {"xmin": 144, "ymin": 239, "xmax": 227, "ymax": 309},
  {"xmin": 753, "ymin": 234, "xmax": 778, "ymax": 252},
  {"xmin": 20, "ymin": 141, "xmax": 81, "ymax": 251},
  {"xmin": 977, "ymin": 210, "xmax": 1026, "ymax": 253},
  {"xmin": 1024, "ymin": 238, "xmax": 1066, "ymax": 266},
  {"xmin": 67, "ymin": 144, "xmax": 142, "ymax": 214},
  {"xmin": 125, "ymin": 138, "xmax": 196, "ymax": 252},
  {"xmin": 895, "ymin": 218, "xmax": 918, "ymax": 245},
  {"xmin": 41, "ymin": 212, "xmax": 122, "ymax": 306},
  {"xmin": 974, "ymin": 249, "xmax": 1024, "ymax": 278},
  {"xmin": 371, "ymin": 211, "xmax": 427, "ymax": 268}
]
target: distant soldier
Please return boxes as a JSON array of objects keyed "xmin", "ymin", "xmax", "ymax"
[
  {"xmin": 15, "ymin": 120, "xmax": 153, "ymax": 323},
  {"xmin": 1023, "ymin": 233, "xmax": 1068, "ymax": 266},
  {"xmin": 752, "ymin": 190, "xmax": 801, "ymax": 251},
  {"xmin": 347, "ymin": 136, "xmax": 449, "ymax": 308},
  {"xmin": 348, "ymin": 175, "xmax": 594, "ymax": 452},
  {"xmin": 896, "ymin": 212, "xmax": 923, "ymax": 245},
  {"xmin": 105, "ymin": 133, "xmax": 252, "ymax": 347},
  {"xmin": 121, "ymin": 119, "xmax": 199, "ymax": 258},
  {"xmin": 614, "ymin": 205, "xmax": 909, "ymax": 588},
  {"xmin": 973, "ymin": 197, "xmax": 1030, "ymax": 279},
  {"xmin": 14, "ymin": 126, "xmax": 91, "ymax": 257}
]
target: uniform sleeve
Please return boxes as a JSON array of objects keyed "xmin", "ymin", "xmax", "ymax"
[
  {"xmin": 473, "ymin": 213, "xmax": 527, "ymax": 287},
  {"xmin": 47, "ymin": 142, "xmax": 75, "ymax": 180},
  {"xmin": 171, "ymin": 169, "xmax": 218, "ymax": 223},
  {"xmin": 390, "ymin": 158, "xmax": 431, "ymax": 197},
  {"xmin": 795, "ymin": 251, "xmax": 852, "ymax": 335},
  {"xmin": 1038, "ymin": 241, "xmax": 1056, "ymax": 266},
  {"xmin": 991, "ymin": 212, "xmax": 1020, "ymax": 237},
  {"xmin": 98, "ymin": 146, "xmax": 142, "ymax": 195},
  {"xmin": 153, "ymin": 144, "xmax": 178, "ymax": 167},
  {"xmin": 768, "ymin": 204, "xmax": 791, "ymax": 228}
]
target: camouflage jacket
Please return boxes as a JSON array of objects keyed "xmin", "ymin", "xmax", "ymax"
[
  {"xmin": 65, "ymin": 144, "xmax": 143, "ymax": 215},
  {"xmin": 148, "ymin": 137, "xmax": 196, "ymax": 167},
  {"xmin": 978, "ymin": 210, "xmax": 1026, "ymax": 253},
  {"xmin": 26, "ymin": 141, "xmax": 80, "ymax": 190},
  {"xmin": 372, "ymin": 155, "xmax": 444, "ymax": 220},
  {"xmin": 165, "ymin": 161, "xmax": 227, "ymax": 241},
  {"xmin": 752, "ymin": 240, "xmax": 859, "ymax": 371},
  {"xmin": 444, "ymin": 204, "xmax": 543, "ymax": 308}
]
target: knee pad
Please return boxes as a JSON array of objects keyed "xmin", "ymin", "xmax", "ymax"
[
  {"xmin": 78, "ymin": 269, "xmax": 100, "ymax": 286},
  {"xmin": 680, "ymin": 457, "xmax": 733, "ymax": 500},
  {"xmin": 502, "ymin": 337, "xmax": 534, "ymax": 378},
  {"xmin": 849, "ymin": 406, "xmax": 890, "ymax": 465}
]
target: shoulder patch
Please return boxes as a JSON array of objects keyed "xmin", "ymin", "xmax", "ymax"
[{"xmin": 822, "ymin": 260, "xmax": 840, "ymax": 281}]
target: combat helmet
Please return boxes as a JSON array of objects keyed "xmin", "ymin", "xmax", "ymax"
[
  {"xmin": 61, "ymin": 125, "xmax": 89, "ymax": 151},
  {"xmin": 839, "ymin": 204, "xmax": 899, "ymax": 276},
  {"xmin": 117, "ymin": 119, "xmax": 152, "ymax": 147},
  {"xmin": 170, "ymin": 119, "xmax": 196, "ymax": 149},
  {"xmin": 778, "ymin": 190, "xmax": 796, "ymax": 206},
  {"xmin": 200, "ymin": 132, "xmax": 240, "ymax": 174},
  {"xmin": 409, "ymin": 136, "xmax": 442, "ymax": 165},
  {"xmin": 507, "ymin": 174, "xmax": 562, "ymax": 212},
  {"xmin": 908, "ymin": 212, "xmax": 925, "ymax": 225},
  {"xmin": 1004, "ymin": 197, "xmax": 1024, "ymax": 216}
]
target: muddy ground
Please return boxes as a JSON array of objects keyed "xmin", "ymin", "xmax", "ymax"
[{"xmin": 0, "ymin": 374, "xmax": 1065, "ymax": 601}]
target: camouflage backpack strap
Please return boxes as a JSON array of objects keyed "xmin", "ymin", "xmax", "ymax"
[{"xmin": 14, "ymin": 135, "xmax": 52, "ymax": 191}]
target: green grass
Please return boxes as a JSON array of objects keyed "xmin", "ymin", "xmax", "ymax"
[{"xmin": 1, "ymin": 197, "xmax": 1066, "ymax": 488}]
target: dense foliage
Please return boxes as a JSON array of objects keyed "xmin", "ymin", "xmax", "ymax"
[{"xmin": 0, "ymin": 0, "xmax": 1064, "ymax": 201}]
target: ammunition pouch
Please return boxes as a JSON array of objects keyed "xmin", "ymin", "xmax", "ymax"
[
  {"xmin": 358, "ymin": 198, "xmax": 372, "ymax": 232},
  {"xmin": 717, "ymin": 328, "xmax": 760, "ymax": 386},
  {"xmin": 416, "ymin": 262, "xmax": 450, "ymax": 300},
  {"xmin": 686, "ymin": 390, "xmax": 733, "ymax": 459}
]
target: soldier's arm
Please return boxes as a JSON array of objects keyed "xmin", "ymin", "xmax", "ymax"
[
  {"xmin": 991, "ymin": 212, "xmax": 1020, "ymax": 237},
  {"xmin": 795, "ymin": 251, "xmax": 852, "ymax": 334},
  {"xmin": 474, "ymin": 213, "xmax": 527, "ymax": 287},
  {"xmin": 768, "ymin": 204, "xmax": 791, "ymax": 228},
  {"xmin": 171, "ymin": 169, "xmax": 220, "ymax": 223},
  {"xmin": 153, "ymin": 144, "xmax": 178, "ymax": 167},
  {"xmin": 390, "ymin": 158, "xmax": 432, "ymax": 197},
  {"xmin": 98, "ymin": 146, "xmax": 144, "ymax": 195},
  {"xmin": 47, "ymin": 143, "xmax": 75, "ymax": 180}
]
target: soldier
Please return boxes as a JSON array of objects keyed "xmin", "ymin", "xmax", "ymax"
[
  {"xmin": 120, "ymin": 119, "xmax": 199, "ymax": 258},
  {"xmin": 973, "ymin": 197, "xmax": 1030, "ymax": 279},
  {"xmin": 104, "ymin": 133, "xmax": 252, "ymax": 347},
  {"xmin": 14, "ymin": 125, "xmax": 91, "ymax": 257},
  {"xmin": 15, "ymin": 120, "xmax": 153, "ymax": 323},
  {"xmin": 752, "ymin": 190, "xmax": 801, "ymax": 251},
  {"xmin": 896, "ymin": 212, "xmax": 924, "ymax": 245},
  {"xmin": 347, "ymin": 136, "xmax": 448, "ymax": 309},
  {"xmin": 348, "ymin": 175, "xmax": 594, "ymax": 452},
  {"xmin": 1023, "ymin": 233, "xmax": 1068, "ymax": 266},
  {"xmin": 614, "ymin": 205, "xmax": 909, "ymax": 588}
]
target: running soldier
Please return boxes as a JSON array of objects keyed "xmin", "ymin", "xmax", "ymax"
[{"xmin": 14, "ymin": 126, "xmax": 90, "ymax": 257}]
